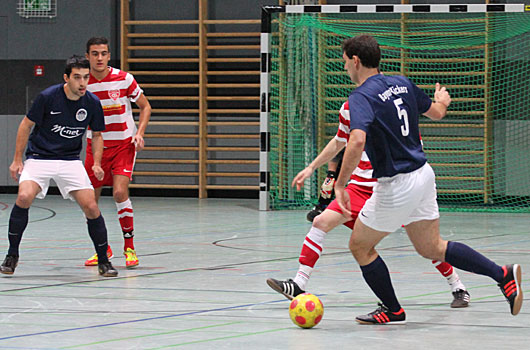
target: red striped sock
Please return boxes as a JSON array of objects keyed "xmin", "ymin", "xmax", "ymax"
[
  {"xmin": 432, "ymin": 260, "xmax": 453, "ymax": 277},
  {"xmin": 299, "ymin": 227, "xmax": 326, "ymax": 268},
  {"xmin": 116, "ymin": 199, "xmax": 134, "ymax": 250},
  {"xmin": 294, "ymin": 227, "xmax": 326, "ymax": 290}
]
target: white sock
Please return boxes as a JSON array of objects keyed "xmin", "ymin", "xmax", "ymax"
[
  {"xmin": 293, "ymin": 264, "xmax": 313, "ymax": 291},
  {"xmin": 448, "ymin": 271, "xmax": 466, "ymax": 292}
]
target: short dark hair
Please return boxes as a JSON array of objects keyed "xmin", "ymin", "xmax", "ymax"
[
  {"xmin": 86, "ymin": 36, "xmax": 109, "ymax": 53},
  {"xmin": 65, "ymin": 55, "xmax": 90, "ymax": 76},
  {"xmin": 342, "ymin": 35, "xmax": 381, "ymax": 69}
]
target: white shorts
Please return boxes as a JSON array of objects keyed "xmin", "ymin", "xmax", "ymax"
[
  {"xmin": 359, "ymin": 163, "xmax": 440, "ymax": 232},
  {"xmin": 19, "ymin": 159, "xmax": 93, "ymax": 201}
]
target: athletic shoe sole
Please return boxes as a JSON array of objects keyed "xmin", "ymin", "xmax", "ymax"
[
  {"xmin": 355, "ymin": 319, "xmax": 407, "ymax": 325},
  {"xmin": 511, "ymin": 264, "xmax": 523, "ymax": 316},
  {"xmin": 266, "ymin": 278, "xmax": 295, "ymax": 300},
  {"xmin": 125, "ymin": 261, "xmax": 139, "ymax": 269}
]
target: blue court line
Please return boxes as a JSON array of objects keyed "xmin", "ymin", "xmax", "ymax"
[{"xmin": 0, "ymin": 298, "xmax": 286, "ymax": 341}]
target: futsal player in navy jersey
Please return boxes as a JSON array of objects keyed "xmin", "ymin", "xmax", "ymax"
[
  {"xmin": 0, "ymin": 55, "xmax": 118, "ymax": 277},
  {"xmin": 334, "ymin": 35, "xmax": 522, "ymax": 324}
]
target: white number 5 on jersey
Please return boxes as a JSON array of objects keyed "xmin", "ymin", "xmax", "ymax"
[{"xmin": 393, "ymin": 98, "xmax": 409, "ymax": 136}]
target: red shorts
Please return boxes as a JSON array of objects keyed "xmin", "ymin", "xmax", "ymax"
[
  {"xmin": 327, "ymin": 183, "xmax": 373, "ymax": 229},
  {"xmin": 85, "ymin": 141, "xmax": 136, "ymax": 187}
]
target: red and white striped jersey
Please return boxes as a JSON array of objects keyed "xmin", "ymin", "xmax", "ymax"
[
  {"xmin": 86, "ymin": 67, "xmax": 143, "ymax": 148},
  {"xmin": 334, "ymin": 101, "xmax": 377, "ymax": 187}
]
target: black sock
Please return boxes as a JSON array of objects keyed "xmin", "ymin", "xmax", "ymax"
[
  {"xmin": 360, "ymin": 255, "xmax": 402, "ymax": 312},
  {"xmin": 7, "ymin": 204, "xmax": 29, "ymax": 257},
  {"xmin": 445, "ymin": 241, "xmax": 504, "ymax": 283},
  {"xmin": 87, "ymin": 215, "xmax": 109, "ymax": 264}
]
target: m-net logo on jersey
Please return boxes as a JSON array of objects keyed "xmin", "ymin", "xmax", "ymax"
[
  {"xmin": 51, "ymin": 124, "xmax": 85, "ymax": 139},
  {"xmin": 76, "ymin": 108, "xmax": 87, "ymax": 122},
  {"xmin": 108, "ymin": 89, "xmax": 121, "ymax": 101}
]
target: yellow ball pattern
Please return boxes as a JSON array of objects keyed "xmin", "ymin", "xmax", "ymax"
[{"xmin": 288, "ymin": 293, "xmax": 324, "ymax": 329}]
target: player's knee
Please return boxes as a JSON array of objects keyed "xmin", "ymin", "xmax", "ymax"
[
  {"xmin": 348, "ymin": 238, "xmax": 364, "ymax": 259},
  {"xmin": 313, "ymin": 213, "xmax": 340, "ymax": 233},
  {"xmin": 16, "ymin": 192, "xmax": 34, "ymax": 207},
  {"xmin": 312, "ymin": 215, "xmax": 328, "ymax": 231},
  {"xmin": 349, "ymin": 237, "xmax": 376, "ymax": 264},
  {"xmin": 112, "ymin": 188, "xmax": 128, "ymax": 202},
  {"xmin": 83, "ymin": 203, "xmax": 101, "ymax": 219}
]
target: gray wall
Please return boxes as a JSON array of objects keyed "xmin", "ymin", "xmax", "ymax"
[
  {"xmin": 1, "ymin": 0, "xmax": 528, "ymax": 192},
  {"xmin": 0, "ymin": 115, "xmax": 24, "ymax": 186},
  {"xmin": 0, "ymin": 0, "xmax": 116, "ymax": 116},
  {"xmin": 0, "ymin": 0, "xmax": 115, "ymax": 186},
  {"xmin": 0, "ymin": 0, "xmax": 114, "ymax": 59},
  {"xmin": 0, "ymin": 16, "xmax": 6, "ymax": 116},
  {"xmin": 0, "ymin": 0, "xmax": 273, "ymax": 187}
]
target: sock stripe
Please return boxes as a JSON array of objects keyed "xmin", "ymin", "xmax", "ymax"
[
  {"xmin": 303, "ymin": 239, "xmax": 322, "ymax": 257},
  {"xmin": 117, "ymin": 201, "xmax": 135, "ymax": 250},
  {"xmin": 115, "ymin": 199, "xmax": 133, "ymax": 211},
  {"xmin": 297, "ymin": 271, "xmax": 310, "ymax": 279},
  {"xmin": 305, "ymin": 237, "xmax": 322, "ymax": 252}
]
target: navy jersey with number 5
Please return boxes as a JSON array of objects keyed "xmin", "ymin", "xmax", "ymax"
[
  {"xmin": 348, "ymin": 74, "xmax": 432, "ymax": 178},
  {"xmin": 26, "ymin": 84, "xmax": 105, "ymax": 160}
]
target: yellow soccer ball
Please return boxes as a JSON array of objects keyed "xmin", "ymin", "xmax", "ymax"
[{"xmin": 289, "ymin": 293, "xmax": 324, "ymax": 329}]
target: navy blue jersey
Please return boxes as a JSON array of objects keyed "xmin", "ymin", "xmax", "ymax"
[
  {"xmin": 348, "ymin": 74, "xmax": 432, "ymax": 178},
  {"xmin": 26, "ymin": 84, "xmax": 105, "ymax": 160}
]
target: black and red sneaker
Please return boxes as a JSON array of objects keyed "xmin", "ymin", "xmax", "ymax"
[
  {"xmin": 356, "ymin": 303, "xmax": 406, "ymax": 325},
  {"xmin": 498, "ymin": 264, "xmax": 523, "ymax": 315}
]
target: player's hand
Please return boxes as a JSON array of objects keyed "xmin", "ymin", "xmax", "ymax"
[
  {"xmin": 9, "ymin": 160, "xmax": 24, "ymax": 182},
  {"xmin": 434, "ymin": 82, "xmax": 451, "ymax": 108},
  {"xmin": 92, "ymin": 165, "xmax": 105, "ymax": 181},
  {"xmin": 334, "ymin": 184, "xmax": 352, "ymax": 218},
  {"xmin": 132, "ymin": 134, "xmax": 145, "ymax": 151},
  {"xmin": 292, "ymin": 166, "xmax": 314, "ymax": 191}
]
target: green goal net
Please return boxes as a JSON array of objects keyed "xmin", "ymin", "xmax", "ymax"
[{"xmin": 267, "ymin": 8, "xmax": 530, "ymax": 212}]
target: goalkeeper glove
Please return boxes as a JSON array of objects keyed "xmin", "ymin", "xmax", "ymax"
[{"xmin": 320, "ymin": 170, "xmax": 336, "ymax": 199}]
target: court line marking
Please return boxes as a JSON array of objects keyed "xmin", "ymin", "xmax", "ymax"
[
  {"xmin": 0, "ymin": 299, "xmax": 286, "ymax": 342},
  {"xmin": 19, "ymin": 251, "xmax": 172, "ymax": 263},
  {"xmin": 63, "ymin": 321, "xmax": 243, "ymax": 349},
  {"xmin": 2, "ymin": 234, "xmax": 528, "ymax": 294},
  {"xmin": 145, "ymin": 327, "xmax": 291, "ymax": 349},
  {"xmin": 0, "ymin": 205, "xmax": 56, "ymax": 227},
  {"xmin": 212, "ymin": 232, "xmax": 516, "ymax": 255},
  {"xmin": 0, "ymin": 255, "xmax": 300, "ymax": 293}
]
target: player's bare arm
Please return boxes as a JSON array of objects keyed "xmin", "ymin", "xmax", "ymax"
[
  {"xmin": 292, "ymin": 138, "xmax": 346, "ymax": 190},
  {"xmin": 424, "ymin": 82, "xmax": 451, "ymax": 121},
  {"xmin": 334, "ymin": 129, "xmax": 366, "ymax": 216},
  {"xmin": 91, "ymin": 131, "xmax": 105, "ymax": 181},
  {"xmin": 132, "ymin": 94, "xmax": 151, "ymax": 151},
  {"xmin": 9, "ymin": 117, "xmax": 35, "ymax": 181}
]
